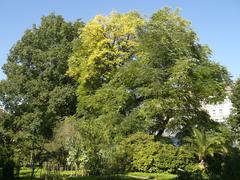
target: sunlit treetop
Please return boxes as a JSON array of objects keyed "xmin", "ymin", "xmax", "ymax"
[{"xmin": 68, "ymin": 11, "xmax": 144, "ymax": 90}]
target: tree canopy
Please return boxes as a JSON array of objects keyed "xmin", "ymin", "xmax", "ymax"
[
  {"xmin": 0, "ymin": 14, "xmax": 83, "ymax": 138},
  {"xmin": 68, "ymin": 11, "xmax": 144, "ymax": 91},
  {"xmin": 69, "ymin": 8, "xmax": 230, "ymax": 139},
  {"xmin": 0, "ymin": 14, "xmax": 84, "ymax": 178},
  {"xmin": 0, "ymin": 8, "xmax": 236, "ymax": 179}
]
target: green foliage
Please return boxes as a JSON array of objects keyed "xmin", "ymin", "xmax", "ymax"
[
  {"xmin": 231, "ymin": 79, "xmax": 240, "ymax": 110},
  {"xmin": 132, "ymin": 142, "xmax": 196, "ymax": 174},
  {"xmin": 222, "ymin": 148, "xmax": 240, "ymax": 180},
  {"xmin": 75, "ymin": 119, "xmax": 120, "ymax": 176},
  {"xmin": 182, "ymin": 128, "xmax": 229, "ymax": 179},
  {"xmin": 179, "ymin": 126, "xmax": 232, "ymax": 179},
  {"xmin": 71, "ymin": 8, "xmax": 230, "ymax": 150},
  {"xmin": 66, "ymin": 8, "xmax": 229, "ymax": 177},
  {"xmin": 112, "ymin": 132, "xmax": 199, "ymax": 177},
  {"xmin": 184, "ymin": 128, "xmax": 228, "ymax": 164},
  {"xmin": 133, "ymin": 7, "xmax": 229, "ymax": 134},
  {"xmin": 229, "ymin": 78, "xmax": 240, "ymax": 142},
  {"xmin": 0, "ymin": 13, "xmax": 82, "ymax": 138},
  {"xmin": 0, "ymin": 13, "xmax": 83, "ymax": 178},
  {"xmin": 113, "ymin": 132, "xmax": 155, "ymax": 173},
  {"xmin": 68, "ymin": 11, "xmax": 144, "ymax": 90},
  {"xmin": 0, "ymin": 8, "xmax": 234, "ymax": 179}
]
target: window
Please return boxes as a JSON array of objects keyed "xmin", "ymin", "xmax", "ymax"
[
  {"xmin": 213, "ymin": 109, "xmax": 216, "ymax": 115},
  {"xmin": 219, "ymin": 109, "xmax": 223, "ymax": 114}
]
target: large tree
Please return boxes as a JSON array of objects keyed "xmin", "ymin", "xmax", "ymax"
[
  {"xmin": 72, "ymin": 8, "xmax": 230, "ymax": 137},
  {"xmin": 130, "ymin": 7, "xmax": 229, "ymax": 135},
  {"xmin": 68, "ymin": 11, "xmax": 143, "ymax": 90},
  {"xmin": 68, "ymin": 12, "xmax": 144, "ymax": 116},
  {"xmin": 64, "ymin": 8, "xmax": 230, "ymax": 175},
  {"xmin": 0, "ymin": 14, "xmax": 83, "ymax": 176}
]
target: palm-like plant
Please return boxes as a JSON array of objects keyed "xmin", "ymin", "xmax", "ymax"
[{"xmin": 185, "ymin": 128, "xmax": 228, "ymax": 169}]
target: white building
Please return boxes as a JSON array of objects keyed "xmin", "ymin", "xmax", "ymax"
[
  {"xmin": 203, "ymin": 87, "xmax": 233, "ymax": 123},
  {"xmin": 203, "ymin": 97, "xmax": 232, "ymax": 123}
]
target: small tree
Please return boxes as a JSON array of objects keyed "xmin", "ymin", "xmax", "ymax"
[{"xmin": 185, "ymin": 128, "xmax": 228, "ymax": 170}]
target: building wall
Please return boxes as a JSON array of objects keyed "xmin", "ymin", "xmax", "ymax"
[{"xmin": 203, "ymin": 96, "xmax": 233, "ymax": 123}]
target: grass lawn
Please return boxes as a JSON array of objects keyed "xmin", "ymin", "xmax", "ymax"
[
  {"xmin": 126, "ymin": 172, "xmax": 177, "ymax": 180},
  {"xmin": 15, "ymin": 168, "xmax": 177, "ymax": 179}
]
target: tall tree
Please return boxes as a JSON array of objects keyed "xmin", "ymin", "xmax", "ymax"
[
  {"xmin": 0, "ymin": 14, "xmax": 83, "ymax": 176},
  {"xmin": 68, "ymin": 11, "xmax": 143, "ymax": 90},
  {"xmin": 66, "ymin": 13, "xmax": 145, "ymax": 174},
  {"xmin": 68, "ymin": 12, "xmax": 144, "ymax": 116},
  {"xmin": 65, "ymin": 9, "xmax": 230, "ymax": 175},
  {"xmin": 74, "ymin": 8, "xmax": 230, "ymax": 138},
  {"xmin": 132, "ymin": 7, "xmax": 230, "ymax": 134},
  {"xmin": 229, "ymin": 78, "xmax": 240, "ymax": 143}
]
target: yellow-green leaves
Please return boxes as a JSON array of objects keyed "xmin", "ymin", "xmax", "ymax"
[{"xmin": 68, "ymin": 12, "xmax": 144, "ymax": 89}]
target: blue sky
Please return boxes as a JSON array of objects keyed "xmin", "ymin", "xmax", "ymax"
[{"xmin": 0, "ymin": 0, "xmax": 239, "ymax": 79}]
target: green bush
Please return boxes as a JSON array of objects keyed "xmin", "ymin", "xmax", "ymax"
[
  {"xmin": 112, "ymin": 132, "xmax": 155, "ymax": 173},
  {"xmin": 113, "ymin": 132, "xmax": 203, "ymax": 178},
  {"xmin": 132, "ymin": 141, "xmax": 197, "ymax": 174}
]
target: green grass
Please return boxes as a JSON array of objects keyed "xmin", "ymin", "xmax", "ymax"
[
  {"xmin": 67, "ymin": 176, "xmax": 138, "ymax": 180},
  {"xmin": 17, "ymin": 168, "xmax": 137, "ymax": 179},
  {"xmin": 16, "ymin": 168, "xmax": 177, "ymax": 180},
  {"xmin": 126, "ymin": 172, "xmax": 177, "ymax": 180},
  {"xmin": 18, "ymin": 167, "xmax": 83, "ymax": 177},
  {"xmin": 17, "ymin": 167, "xmax": 83, "ymax": 179}
]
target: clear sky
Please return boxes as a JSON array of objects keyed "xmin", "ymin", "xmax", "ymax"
[{"xmin": 0, "ymin": 0, "xmax": 239, "ymax": 80}]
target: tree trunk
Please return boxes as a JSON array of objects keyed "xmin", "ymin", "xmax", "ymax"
[
  {"xmin": 15, "ymin": 164, "xmax": 21, "ymax": 177},
  {"xmin": 199, "ymin": 159, "xmax": 205, "ymax": 170},
  {"xmin": 30, "ymin": 151, "xmax": 35, "ymax": 180}
]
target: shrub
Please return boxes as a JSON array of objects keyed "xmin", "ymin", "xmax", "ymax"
[
  {"xmin": 113, "ymin": 132, "xmax": 202, "ymax": 178},
  {"xmin": 132, "ymin": 141, "xmax": 197, "ymax": 174},
  {"xmin": 112, "ymin": 132, "xmax": 154, "ymax": 173}
]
